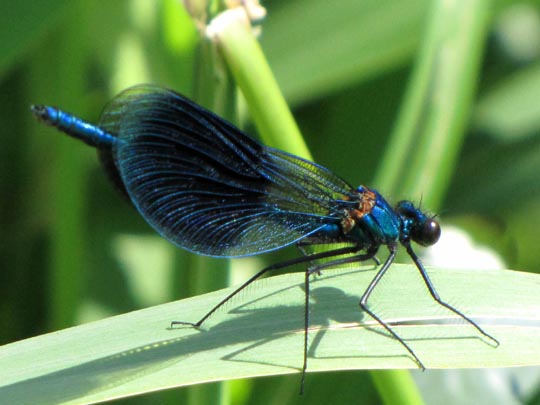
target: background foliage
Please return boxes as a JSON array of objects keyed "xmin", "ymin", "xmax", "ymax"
[{"xmin": 2, "ymin": 0, "xmax": 540, "ymax": 403}]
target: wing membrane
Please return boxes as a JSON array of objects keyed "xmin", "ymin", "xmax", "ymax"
[{"xmin": 99, "ymin": 85, "xmax": 356, "ymax": 257}]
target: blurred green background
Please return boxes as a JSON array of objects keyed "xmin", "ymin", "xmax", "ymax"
[{"xmin": 2, "ymin": 0, "xmax": 540, "ymax": 403}]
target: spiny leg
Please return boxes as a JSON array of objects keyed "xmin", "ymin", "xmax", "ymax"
[
  {"xmin": 307, "ymin": 245, "xmax": 379, "ymax": 276},
  {"xmin": 403, "ymin": 242, "xmax": 499, "ymax": 347},
  {"xmin": 298, "ymin": 245, "xmax": 379, "ymax": 394},
  {"xmin": 171, "ymin": 244, "xmax": 362, "ymax": 329},
  {"xmin": 298, "ymin": 241, "xmax": 381, "ymax": 273},
  {"xmin": 359, "ymin": 246, "xmax": 426, "ymax": 369},
  {"xmin": 300, "ymin": 268, "xmax": 310, "ymax": 395}
]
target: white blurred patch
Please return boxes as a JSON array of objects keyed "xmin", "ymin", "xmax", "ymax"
[
  {"xmin": 422, "ymin": 225, "xmax": 506, "ymax": 270},
  {"xmin": 414, "ymin": 367, "xmax": 540, "ymax": 405},
  {"xmin": 495, "ymin": 3, "xmax": 540, "ymax": 63}
]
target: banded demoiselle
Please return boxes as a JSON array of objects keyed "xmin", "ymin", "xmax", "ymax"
[{"xmin": 32, "ymin": 85, "xmax": 498, "ymax": 391}]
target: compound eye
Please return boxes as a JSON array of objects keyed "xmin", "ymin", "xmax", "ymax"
[{"xmin": 418, "ymin": 219, "xmax": 441, "ymax": 246}]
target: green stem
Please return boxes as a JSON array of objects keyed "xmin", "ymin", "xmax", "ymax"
[
  {"xmin": 371, "ymin": 370, "xmax": 423, "ymax": 405},
  {"xmin": 209, "ymin": 9, "xmax": 311, "ymax": 159},
  {"xmin": 375, "ymin": 0, "xmax": 492, "ymax": 209}
]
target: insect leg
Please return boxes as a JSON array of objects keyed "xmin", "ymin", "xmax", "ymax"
[
  {"xmin": 306, "ymin": 245, "xmax": 379, "ymax": 275},
  {"xmin": 403, "ymin": 241, "xmax": 499, "ymax": 346},
  {"xmin": 298, "ymin": 244, "xmax": 378, "ymax": 394},
  {"xmin": 171, "ymin": 245, "xmax": 362, "ymax": 329},
  {"xmin": 359, "ymin": 246, "xmax": 426, "ymax": 369}
]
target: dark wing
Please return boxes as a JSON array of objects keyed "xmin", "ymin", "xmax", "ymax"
[{"xmin": 99, "ymin": 85, "xmax": 355, "ymax": 257}]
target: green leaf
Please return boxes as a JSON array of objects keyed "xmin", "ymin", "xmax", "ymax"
[
  {"xmin": 262, "ymin": 0, "xmax": 429, "ymax": 104},
  {"xmin": 1, "ymin": 265, "xmax": 538, "ymax": 404}
]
